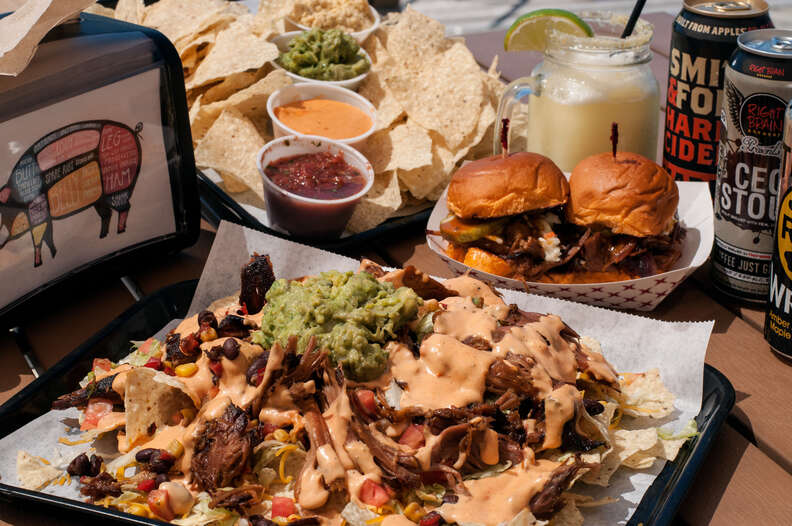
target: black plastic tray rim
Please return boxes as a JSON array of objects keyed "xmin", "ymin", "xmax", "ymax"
[{"xmin": 0, "ymin": 281, "xmax": 736, "ymax": 526}]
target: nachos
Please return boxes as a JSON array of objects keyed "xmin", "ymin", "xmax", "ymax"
[{"xmin": 32, "ymin": 256, "xmax": 692, "ymax": 525}]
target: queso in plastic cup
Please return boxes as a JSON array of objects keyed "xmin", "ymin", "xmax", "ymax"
[
  {"xmin": 257, "ymin": 135, "xmax": 374, "ymax": 239},
  {"xmin": 267, "ymin": 83, "xmax": 377, "ymax": 150}
]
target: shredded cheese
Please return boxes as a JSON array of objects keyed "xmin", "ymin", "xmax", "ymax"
[
  {"xmin": 58, "ymin": 437, "xmax": 92, "ymax": 446},
  {"xmin": 365, "ymin": 517, "xmax": 386, "ymax": 525},
  {"xmin": 276, "ymin": 444, "xmax": 298, "ymax": 484}
]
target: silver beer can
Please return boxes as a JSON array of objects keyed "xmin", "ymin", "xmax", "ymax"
[{"xmin": 713, "ymin": 29, "xmax": 792, "ymax": 303}]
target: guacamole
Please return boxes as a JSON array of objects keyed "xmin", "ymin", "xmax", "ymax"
[
  {"xmin": 252, "ymin": 271, "xmax": 420, "ymax": 381},
  {"xmin": 278, "ymin": 29, "xmax": 370, "ymax": 81}
]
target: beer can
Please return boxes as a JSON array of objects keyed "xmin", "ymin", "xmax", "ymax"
[
  {"xmin": 712, "ymin": 29, "xmax": 792, "ymax": 303},
  {"xmin": 664, "ymin": 0, "xmax": 772, "ymax": 189},
  {"xmin": 765, "ymin": 100, "xmax": 792, "ymax": 359}
]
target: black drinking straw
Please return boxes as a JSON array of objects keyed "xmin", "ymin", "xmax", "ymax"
[{"xmin": 621, "ymin": 0, "xmax": 647, "ymax": 38}]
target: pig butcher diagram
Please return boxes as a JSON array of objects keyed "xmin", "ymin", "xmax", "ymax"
[{"xmin": 0, "ymin": 120, "xmax": 142, "ymax": 267}]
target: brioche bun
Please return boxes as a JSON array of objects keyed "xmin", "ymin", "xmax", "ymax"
[
  {"xmin": 447, "ymin": 152, "xmax": 569, "ymax": 219},
  {"xmin": 566, "ymin": 152, "xmax": 678, "ymax": 237}
]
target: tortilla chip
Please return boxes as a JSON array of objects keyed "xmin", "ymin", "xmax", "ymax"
[
  {"xmin": 178, "ymin": 30, "xmax": 218, "ymax": 60},
  {"xmin": 142, "ymin": 0, "xmax": 228, "ymax": 45},
  {"xmin": 202, "ymin": 71, "xmax": 259, "ymax": 104},
  {"xmin": 346, "ymin": 171, "xmax": 401, "ymax": 233},
  {"xmin": 360, "ymin": 120, "xmax": 433, "ymax": 174},
  {"xmin": 192, "ymin": 69, "xmax": 291, "ymax": 142},
  {"xmin": 17, "ymin": 451, "xmax": 61, "ymax": 490},
  {"xmin": 83, "ymin": 3, "xmax": 115, "ymax": 17},
  {"xmin": 551, "ymin": 500, "xmax": 584, "ymax": 526},
  {"xmin": 624, "ymin": 434, "xmax": 689, "ymax": 469},
  {"xmin": 124, "ymin": 367, "xmax": 196, "ymax": 447},
  {"xmin": 194, "ymin": 108, "xmax": 266, "ymax": 197},
  {"xmin": 619, "ymin": 369, "xmax": 675, "ymax": 419},
  {"xmin": 384, "ymin": 40, "xmax": 484, "ymax": 150},
  {"xmin": 381, "ymin": 7, "xmax": 450, "ymax": 71},
  {"xmin": 402, "ymin": 137, "xmax": 456, "ymax": 200},
  {"xmin": 186, "ymin": 15, "xmax": 278, "ymax": 90},
  {"xmin": 114, "ymin": 0, "xmax": 144, "ymax": 24},
  {"xmin": 358, "ymin": 70, "xmax": 404, "ymax": 132},
  {"xmin": 189, "ymin": 94, "xmax": 203, "ymax": 125}
]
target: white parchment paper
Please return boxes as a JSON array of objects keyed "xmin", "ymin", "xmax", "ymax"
[{"xmin": 0, "ymin": 221, "xmax": 714, "ymax": 525}]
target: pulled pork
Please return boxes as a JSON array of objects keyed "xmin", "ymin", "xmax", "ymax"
[
  {"xmin": 51, "ymin": 374, "xmax": 122, "ymax": 409},
  {"xmin": 240, "ymin": 254, "xmax": 276, "ymax": 315},
  {"xmin": 191, "ymin": 404, "xmax": 252, "ymax": 491}
]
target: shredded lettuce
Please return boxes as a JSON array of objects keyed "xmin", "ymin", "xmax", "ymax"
[
  {"xmin": 658, "ymin": 419, "xmax": 698, "ymax": 441},
  {"xmin": 415, "ymin": 483, "xmax": 445, "ymax": 504},
  {"xmin": 121, "ymin": 339, "xmax": 163, "ymax": 367},
  {"xmin": 464, "ymin": 461, "xmax": 513, "ymax": 480},
  {"xmin": 252, "ymin": 439, "xmax": 306, "ymax": 489},
  {"xmin": 172, "ymin": 492, "xmax": 238, "ymax": 526}
]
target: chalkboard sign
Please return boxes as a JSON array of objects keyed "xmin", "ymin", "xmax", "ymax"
[{"xmin": 0, "ymin": 14, "xmax": 199, "ymax": 320}]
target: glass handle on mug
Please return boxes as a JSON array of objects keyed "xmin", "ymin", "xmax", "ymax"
[{"xmin": 493, "ymin": 75, "xmax": 539, "ymax": 155}]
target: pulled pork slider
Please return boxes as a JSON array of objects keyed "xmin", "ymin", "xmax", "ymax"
[
  {"xmin": 439, "ymin": 152, "xmax": 574, "ymax": 279},
  {"xmin": 559, "ymin": 152, "xmax": 685, "ymax": 281}
]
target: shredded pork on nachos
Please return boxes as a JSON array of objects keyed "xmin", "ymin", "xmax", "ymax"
[{"xmin": 24, "ymin": 256, "xmax": 694, "ymax": 526}]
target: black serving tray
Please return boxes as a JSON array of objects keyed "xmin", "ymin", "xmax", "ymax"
[
  {"xmin": 0, "ymin": 280, "xmax": 735, "ymax": 526},
  {"xmin": 198, "ymin": 170, "xmax": 432, "ymax": 252}
]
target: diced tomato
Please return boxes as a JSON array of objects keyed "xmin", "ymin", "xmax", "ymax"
[
  {"xmin": 254, "ymin": 368, "xmax": 266, "ymax": 386},
  {"xmin": 239, "ymin": 303, "xmax": 248, "ymax": 315},
  {"xmin": 147, "ymin": 489, "xmax": 174, "ymax": 521},
  {"xmin": 137, "ymin": 478, "xmax": 156, "ymax": 492},
  {"xmin": 144, "ymin": 357, "xmax": 162, "ymax": 370},
  {"xmin": 398, "ymin": 424, "xmax": 425, "ymax": 449},
  {"xmin": 163, "ymin": 366, "xmax": 175, "ymax": 376},
  {"xmin": 355, "ymin": 389, "xmax": 377, "ymax": 417},
  {"xmin": 92, "ymin": 358, "xmax": 112, "ymax": 376},
  {"xmin": 271, "ymin": 496, "xmax": 296, "ymax": 518},
  {"xmin": 80, "ymin": 399, "xmax": 114, "ymax": 431},
  {"xmin": 419, "ymin": 511, "xmax": 443, "ymax": 526},
  {"xmin": 359, "ymin": 479, "xmax": 390, "ymax": 507},
  {"xmin": 261, "ymin": 423, "xmax": 279, "ymax": 436},
  {"xmin": 208, "ymin": 360, "xmax": 223, "ymax": 377},
  {"xmin": 138, "ymin": 338, "xmax": 155, "ymax": 356}
]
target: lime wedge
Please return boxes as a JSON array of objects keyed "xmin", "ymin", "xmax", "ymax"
[{"xmin": 504, "ymin": 9, "xmax": 593, "ymax": 52}]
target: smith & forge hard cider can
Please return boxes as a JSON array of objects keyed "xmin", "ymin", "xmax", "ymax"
[
  {"xmin": 765, "ymin": 101, "xmax": 792, "ymax": 359},
  {"xmin": 664, "ymin": 0, "xmax": 772, "ymax": 188},
  {"xmin": 713, "ymin": 30, "xmax": 792, "ymax": 303}
]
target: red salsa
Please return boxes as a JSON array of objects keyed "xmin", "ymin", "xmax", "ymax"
[{"xmin": 265, "ymin": 152, "xmax": 366, "ymax": 200}]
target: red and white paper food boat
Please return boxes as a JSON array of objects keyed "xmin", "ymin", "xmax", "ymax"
[{"xmin": 427, "ymin": 181, "xmax": 714, "ymax": 311}]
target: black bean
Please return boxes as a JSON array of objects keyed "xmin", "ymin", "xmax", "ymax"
[
  {"xmin": 88, "ymin": 454, "xmax": 103, "ymax": 476},
  {"xmin": 198, "ymin": 310, "xmax": 218, "ymax": 329},
  {"xmin": 442, "ymin": 494, "xmax": 459, "ymax": 504},
  {"xmin": 155, "ymin": 473, "xmax": 169, "ymax": 488},
  {"xmin": 246, "ymin": 352, "xmax": 270, "ymax": 386},
  {"xmin": 67, "ymin": 453, "xmax": 90, "ymax": 476},
  {"xmin": 222, "ymin": 338, "xmax": 240, "ymax": 360},
  {"xmin": 148, "ymin": 451, "xmax": 175, "ymax": 473},
  {"xmin": 249, "ymin": 516, "xmax": 276, "ymax": 526},
  {"xmin": 205, "ymin": 345, "xmax": 222, "ymax": 361},
  {"xmin": 135, "ymin": 448, "xmax": 158, "ymax": 463}
]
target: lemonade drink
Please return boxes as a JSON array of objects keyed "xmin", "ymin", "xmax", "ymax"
[{"xmin": 499, "ymin": 13, "xmax": 659, "ymax": 172}]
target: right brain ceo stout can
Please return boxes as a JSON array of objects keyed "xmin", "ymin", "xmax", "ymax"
[
  {"xmin": 765, "ymin": 100, "xmax": 792, "ymax": 359},
  {"xmin": 664, "ymin": 0, "xmax": 772, "ymax": 187},
  {"xmin": 713, "ymin": 29, "xmax": 792, "ymax": 303}
]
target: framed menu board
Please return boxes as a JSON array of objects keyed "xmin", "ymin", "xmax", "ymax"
[{"xmin": 0, "ymin": 14, "xmax": 199, "ymax": 321}]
